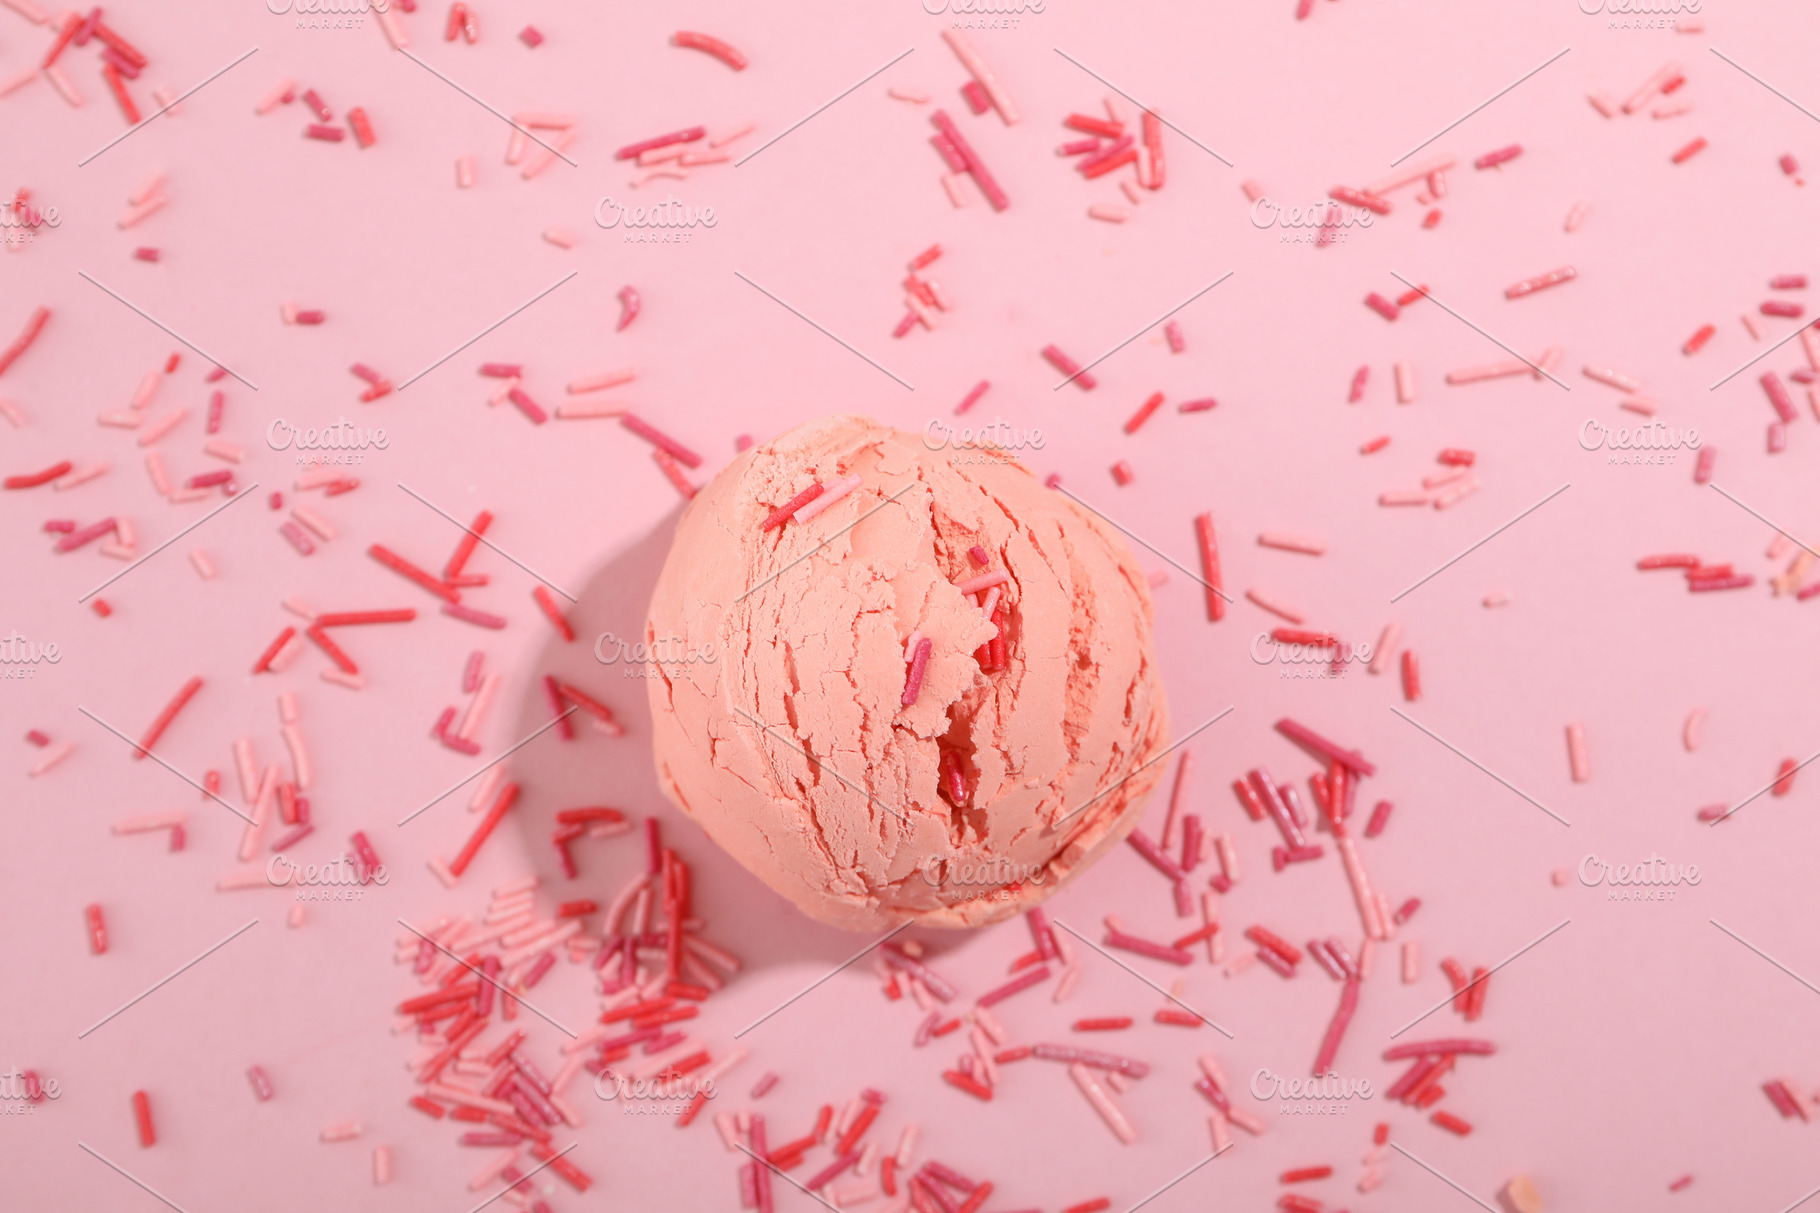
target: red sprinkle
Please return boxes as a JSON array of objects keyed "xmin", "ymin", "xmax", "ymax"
[
  {"xmin": 671, "ymin": 31, "xmax": 747, "ymax": 70},
  {"xmin": 1124, "ymin": 391, "xmax": 1166, "ymax": 434}
]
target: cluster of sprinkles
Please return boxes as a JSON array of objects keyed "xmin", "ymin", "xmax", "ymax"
[
  {"xmin": 4, "ymin": 5, "xmax": 1816, "ymax": 1208},
  {"xmin": 1053, "ymin": 93, "xmax": 1166, "ymax": 223}
]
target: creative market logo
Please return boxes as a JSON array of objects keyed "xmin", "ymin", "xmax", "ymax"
[
  {"xmin": 594, "ymin": 195, "xmax": 717, "ymax": 245},
  {"xmin": 1250, "ymin": 632, "xmax": 1372, "ymax": 679},
  {"xmin": 266, "ymin": 0, "xmax": 386, "ymax": 28},
  {"xmin": 922, "ymin": 419, "xmax": 1045, "ymax": 464},
  {"xmin": 1250, "ymin": 197, "xmax": 1376, "ymax": 246},
  {"xmin": 921, "ymin": 0, "xmax": 1044, "ymax": 28},
  {"xmin": 266, "ymin": 417, "xmax": 390, "ymax": 467},
  {"xmin": 595, "ymin": 632, "xmax": 719, "ymax": 679},
  {"xmin": 1251, "ymin": 1068, "xmax": 1373, "ymax": 1116},
  {"xmin": 0, "ymin": 631, "xmax": 61, "ymax": 681},
  {"xmin": 1578, "ymin": 0, "xmax": 1700, "ymax": 29},
  {"xmin": 1578, "ymin": 853, "xmax": 1699, "ymax": 902},
  {"xmin": 1578, "ymin": 418, "xmax": 1699, "ymax": 466}
]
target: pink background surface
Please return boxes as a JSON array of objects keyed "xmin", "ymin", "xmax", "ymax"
[{"xmin": 5, "ymin": 0, "xmax": 1820, "ymax": 1209}]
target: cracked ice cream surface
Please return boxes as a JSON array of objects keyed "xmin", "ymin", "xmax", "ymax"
[{"xmin": 645, "ymin": 416, "xmax": 1170, "ymax": 930}]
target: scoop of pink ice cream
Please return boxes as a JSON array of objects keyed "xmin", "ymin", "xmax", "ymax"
[{"xmin": 644, "ymin": 416, "xmax": 1170, "ymax": 930}]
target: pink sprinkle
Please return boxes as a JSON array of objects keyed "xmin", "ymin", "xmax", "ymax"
[
  {"xmin": 620, "ymin": 413, "xmax": 701, "ymax": 468},
  {"xmin": 616, "ymin": 285, "xmax": 642, "ymax": 332},
  {"xmin": 1110, "ymin": 460, "xmax": 1135, "ymax": 486},
  {"xmin": 1473, "ymin": 144, "xmax": 1522, "ymax": 169},
  {"xmin": 902, "ymin": 637, "xmax": 933, "ymax": 706},
  {"xmin": 305, "ymin": 124, "xmax": 346, "ymax": 142},
  {"xmin": 1770, "ymin": 274, "xmax": 1807, "ymax": 290},
  {"xmin": 1041, "ymin": 344, "xmax": 1096, "ymax": 390},
  {"xmin": 1761, "ymin": 300, "xmax": 1805, "ymax": 319},
  {"xmin": 1364, "ymin": 292, "xmax": 1400, "ymax": 321},
  {"xmin": 954, "ymin": 380, "xmax": 990, "ymax": 415},
  {"xmin": 1504, "ymin": 266, "xmax": 1577, "ymax": 299},
  {"xmin": 1669, "ymin": 1175, "xmax": 1694, "ymax": 1193},
  {"xmin": 1164, "ymin": 320, "xmax": 1185, "ymax": 353},
  {"xmin": 295, "ymin": 310, "xmax": 326, "ymax": 325},
  {"xmin": 955, "ymin": 570, "xmax": 1008, "ymax": 596},
  {"xmin": 760, "ymin": 483, "xmax": 825, "ymax": 530},
  {"xmin": 507, "ymin": 387, "xmax": 548, "ymax": 425},
  {"xmin": 1348, "ymin": 365, "xmax": 1369, "ymax": 402},
  {"xmin": 1177, "ymin": 398, "xmax": 1217, "ymax": 414},
  {"xmin": 25, "ymin": 729, "xmax": 50, "ymax": 747},
  {"xmin": 278, "ymin": 521, "xmax": 315, "ymax": 555},
  {"xmin": 791, "ymin": 474, "xmax": 861, "ymax": 522},
  {"xmin": 133, "ymin": 247, "xmax": 159, "ymax": 262},
  {"xmin": 519, "ymin": 25, "xmax": 543, "ymax": 47},
  {"xmin": 441, "ymin": 602, "xmax": 508, "ymax": 629}
]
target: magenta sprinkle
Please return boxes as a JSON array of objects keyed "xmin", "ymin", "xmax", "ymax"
[
  {"xmin": 1382, "ymin": 1038, "xmax": 1497, "ymax": 1061},
  {"xmin": 1103, "ymin": 928, "xmax": 1192, "ymax": 966},
  {"xmin": 902, "ymin": 636, "xmax": 933, "ymax": 706},
  {"xmin": 1274, "ymin": 717, "xmax": 1378, "ymax": 776},
  {"xmin": 440, "ymin": 602, "xmax": 508, "ymax": 629},
  {"xmin": 620, "ymin": 413, "xmax": 702, "ymax": 468},
  {"xmin": 975, "ymin": 965, "xmax": 1050, "ymax": 1008}
]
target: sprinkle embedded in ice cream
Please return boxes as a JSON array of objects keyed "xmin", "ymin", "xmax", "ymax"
[{"xmin": 645, "ymin": 416, "xmax": 1170, "ymax": 930}]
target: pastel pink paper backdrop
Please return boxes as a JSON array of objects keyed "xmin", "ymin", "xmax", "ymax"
[{"xmin": 4, "ymin": 0, "xmax": 1818, "ymax": 1209}]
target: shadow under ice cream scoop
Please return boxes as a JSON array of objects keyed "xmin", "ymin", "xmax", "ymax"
[{"xmin": 644, "ymin": 415, "xmax": 1170, "ymax": 930}]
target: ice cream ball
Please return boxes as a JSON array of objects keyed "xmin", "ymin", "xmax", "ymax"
[{"xmin": 645, "ymin": 415, "xmax": 1170, "ymax": 930}]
